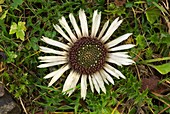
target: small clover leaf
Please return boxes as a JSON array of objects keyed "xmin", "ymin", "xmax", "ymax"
[
  {"xmin": 9, "ymin": 22, "xmax": 18, "ymax": 34},
  {"xmin": 16, "ymin": 30, "xmax": 25, "ymax": 41},
  {"xmin": 18, "ymin": 21, "xmax": 26, "ymax": 31},
  {"xmin": 9, "ymin": 21, "xmax": 27, "ymax": 41}
]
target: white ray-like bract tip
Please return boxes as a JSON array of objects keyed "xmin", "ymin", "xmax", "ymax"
[
  {"xmin": 81, "ymin": 75, "xmax": 87, "ymax": 100},
  {"xmin": 92, "ymin": 75, "xmax": 100, "ymax": 94},
  {"xmin": 107, "ymin": 57, "xmax": 123, "ymax": 67},
  {"xmin": 59, "ymin": 16, "xmax": 77, "ymax": 42},
  {"xmin": 69, "ymin": 13, "xmax": 82, "ymax": 38},
  {"xmin": 48, "ymin": 65, "xmax": 70, "ymax": 87},
  {"xmin": 108, "ymin": 55, "xmax": 135, "ymax": 66},
  {"xmin": 43, "ymin": 71, "xmax": 57, "ymax": 79},
  {"xmin": 106, "ymin": 33, "xmax": 133, "ymax": 48},
  {"xmin": 98, "ymin": 20, "xmax": 109, "ymax": 39},
  {"xmin": 39, "ymin": 46, "xmax": 67, "ymax": 55},
  {"xmin": 104, "ymin": 64, "xmax": 120, "ymax": 79},
  {"xmin": 37, "ymin": 61, "xmax": 67, "ymax": 68},
  {"xmin": 39, "ymin": 56, "xmax": 67, "ymax": 63},
  {"xmin": 101, "ymin": 69, "xmax": 115, "ymax": 85},
  {"xmin": 99, "ymin": 70, "xmax": 109, "ymax": 85},
  {"xmin": 79, "ymin": 9, "xmax": 89, "ymax": 37},
  {"xmin": 111, "ymin": 66, "xmax": 126, "ymax": 79},
  {"xmin": 62, "ymin": 70, "xmax": 74, "ymax": 93},
  {"xmin": 41, "ymin": 36, "xmax": 69, "ymax": 51},
  {"xmin": 62, "ymin": 71, "xmax": 80, "ymax": 96},
  {"xmin": 88, "ymin": 75, "xmax": 94, "ymax": 93},
  {"xmin": 38, "ymin": 56, "xmax": 66, "ymax": 60},
  {"xmin": 53, "ymin": 24, "xmax": 72, "ymax": 43},
  {"xmin": 43, "ymin": 65, "xmax": 67, "ymax": 79},
  {"xmin": 91, "ymin": 10, "xmax": 101, "ymax": 38},
  {"xmin": 109, "ymin": 52, "xmax": 131, "ymax": 58},
  {"xmin": 39, "ymin": 60, "xmax": 66, "ymax": 63},
  {"xmin": 94, "ymin": 72, "xmax": 106, "ymax": 94},
  {"xmin": 67, "ymin": 72, "xmax": 80, "ymax": 96},
  {"xmin": 105, "ymin": 64, "xmax": 126, "ymax": 79},
  {"xmin": 101, "ymin": 17, "xmax": 122, "ymax": 43},
  {"xmin": 108, "ymin": 44, "xmax": 135, "ymax": 51}
]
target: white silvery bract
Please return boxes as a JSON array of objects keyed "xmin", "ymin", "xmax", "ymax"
[{"xmin": 38, "ymin": 9, "xmax": 135, "ymax": 99}]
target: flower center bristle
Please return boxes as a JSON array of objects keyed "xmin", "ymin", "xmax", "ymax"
[{"xmin": 69, "ymin": 37, "xmax": 107, "ymax": 75}]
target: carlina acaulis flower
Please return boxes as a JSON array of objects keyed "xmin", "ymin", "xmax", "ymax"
[{"xmin": 38, "ymin": 9, "xmax": 135, "ymax": 99}]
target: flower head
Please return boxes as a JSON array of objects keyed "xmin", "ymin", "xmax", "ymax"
[{"xmin": 38, "ymin": 9, "xmax": 135, "ymax": 99}]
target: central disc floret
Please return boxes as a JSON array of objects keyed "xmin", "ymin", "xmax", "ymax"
[{"xmin": 69, "ymin": 37, "xmax": 107, "ymax": 75}]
